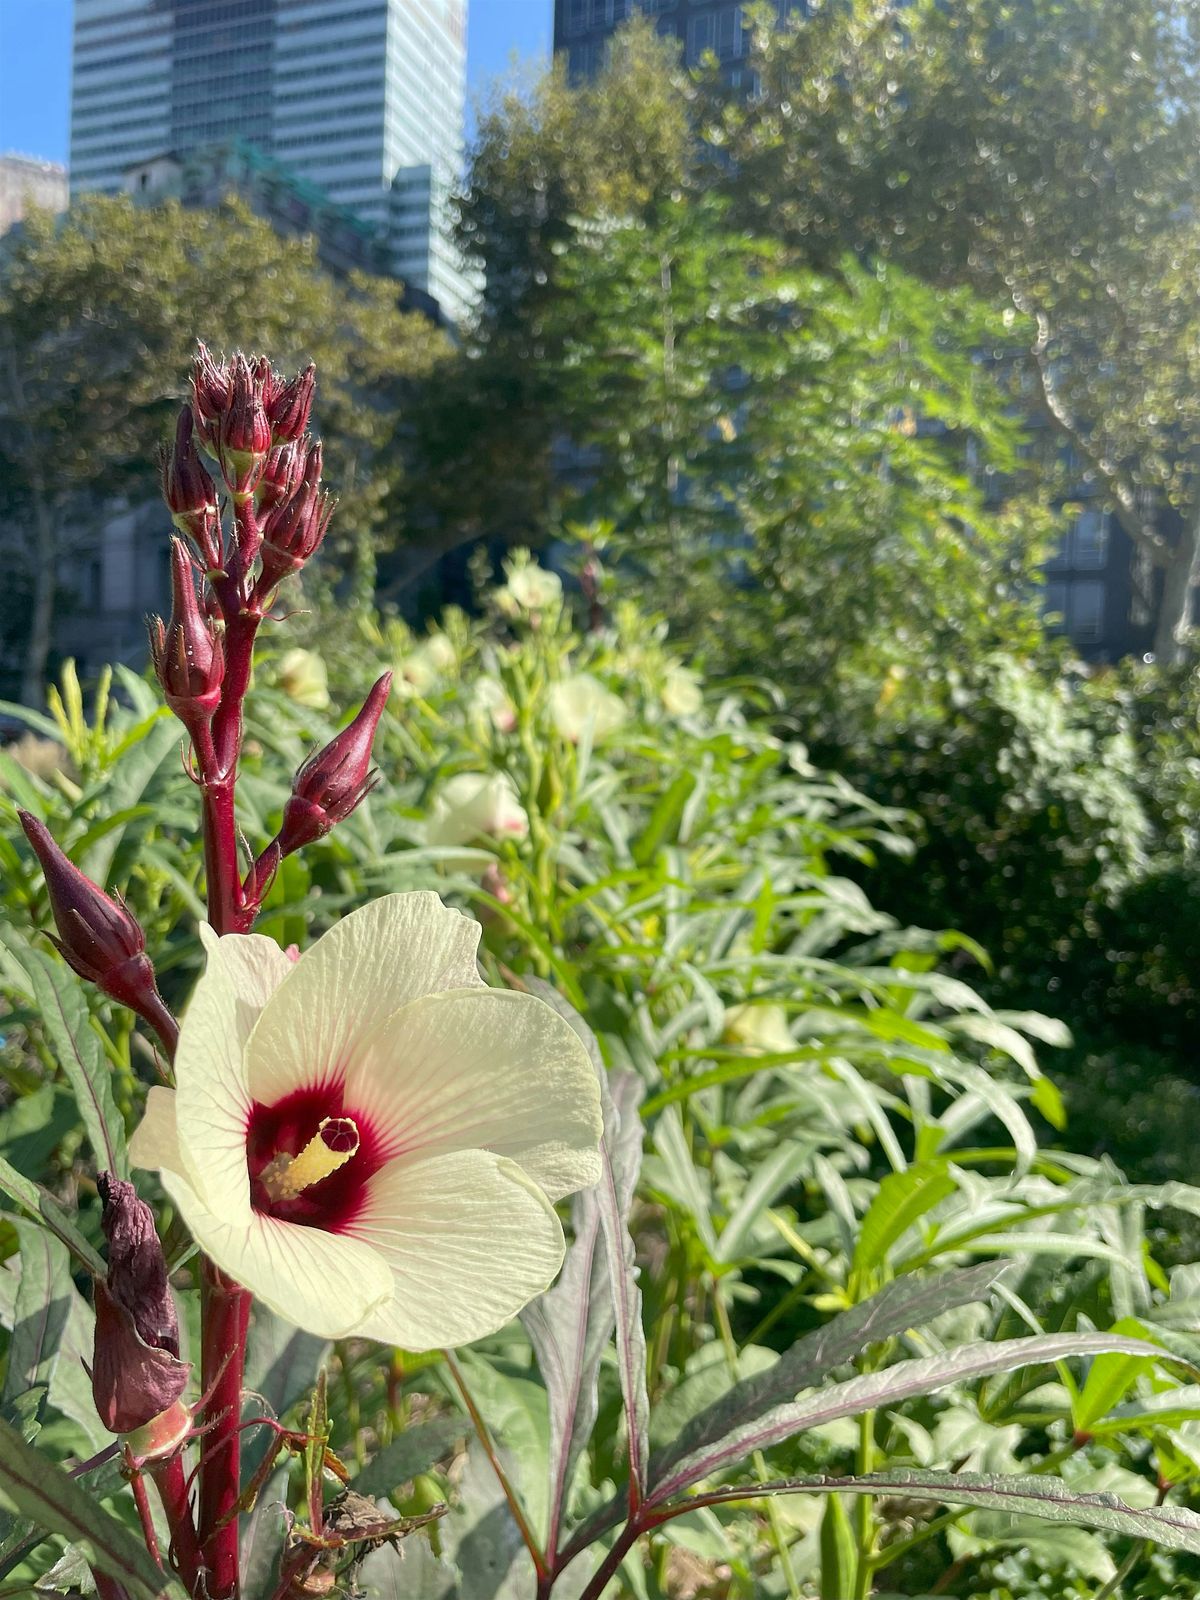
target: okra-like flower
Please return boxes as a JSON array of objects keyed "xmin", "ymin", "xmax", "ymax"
[
  {"xmin": 549, "ymin": 672, "xmax": 627, "ymax": 743},
  {"xmin": 495, "ymin": 563, "xmax": 563, "ymax": 617},
  {"xmin": 661, "ymin": 665, "xmax": 703, "ymax": 718},
  {"xmin": 277, "ymin": 648, "xmax": 330, "ymax": 709},
  {"xmin": 426, "ymin": 772, "xmax": 529, "ymax": 849},
  {"xmin": 129, "ymin": 893, "xmax": 603, "ymax": 1348}
]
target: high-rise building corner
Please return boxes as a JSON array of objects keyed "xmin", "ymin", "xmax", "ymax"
[{"xmin": 69, "ymin": 0, "xmax": 474, "ymax": 322}]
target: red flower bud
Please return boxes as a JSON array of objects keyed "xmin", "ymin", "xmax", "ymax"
[
  {"xmin": 190, "ymin": 341, "xmax": 231, "ymax": 451},
  {"xmin": 17, "ymin": 812, "xmax": 177, "ymax": 1045},
  {"xmin": 160, "ymin": 407, "xmax": 217, "ymax": 543},
  {"xmin": 259, "ymin": 442, "xmax": 333, "ymax": 590},
  {"xmin": 91, "ymin": 1175, "xmax": 189, "ymax": 1438},
  {"xmin": 216, "ymin": 354, "xmax": 271, "ymax": 497},
  {"xmin": 268, "ymin": 362, "xmax": 316, "ymax": 443},
  {"xmin": 148, "ymin": 541, "xmax": 225, "ymax": 731},
  {"xmin": 276, "ymin": 672, "xmax": 391, "ymax": 855},
  {"xmin": 257, "ymin": 439, "xmax": 307, "ymax": 513}
]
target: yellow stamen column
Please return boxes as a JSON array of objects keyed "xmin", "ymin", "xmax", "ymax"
[{"xmin": 261, "ymin": 1117, "xmax": 359, "ymax": 1201}]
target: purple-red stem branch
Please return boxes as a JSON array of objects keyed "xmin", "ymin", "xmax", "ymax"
[
  {"xmin": 198, "ymin": 1259, "xmax": 252, "ymax": 1597},
  {"xmin": 445, "ymin": 1351, "xmax": 549, "ymax": 1582},
  {"xmin": 123, "ymin": 1447, "xmax": 163, "ymax": 1570},
  {"xmin": 199, "ymin": 498, "xmax": 265, "ymax": 936},
  {"xmin": 150, "ymin": 1451, "xmax": 205, "ymax": 1594}
]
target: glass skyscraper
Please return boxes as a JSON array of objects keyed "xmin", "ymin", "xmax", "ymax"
[{"xmin": 70, "ymin": 0, "xmax": 472, "ymax": 320}]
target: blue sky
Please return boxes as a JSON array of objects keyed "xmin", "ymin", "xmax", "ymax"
[{"xmin": 0, "ymin": 0, "xmax": 551, "ymax": 164}]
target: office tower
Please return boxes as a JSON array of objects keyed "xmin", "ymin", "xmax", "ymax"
[
  {"xmin": 0, "ymin": 155, "xmax": 69, "ymax": 235},
  {"xmin": 554, "ymin": 0, "xmax": 800, "ymax": 81},
  {"xmin": 70, "ymin": 0, "xmax": 471, "ymax": 320}
]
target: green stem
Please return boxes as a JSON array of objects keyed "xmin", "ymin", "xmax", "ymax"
[{"xmin": 852, "ymin": 1410, "xmax": 876, "ymax": 1600}]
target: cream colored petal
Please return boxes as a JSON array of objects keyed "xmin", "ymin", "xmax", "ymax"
[
  {"xmin": 128, "ymin": 1086, "xmax": 184, "ymax": 1175},
  {"xmin": 342, "ymin": 987, "xmax": 603, "ymax": 1203},
  {"xmin": 244, "ymin": 893, "xmax": 484, "ymax": 1106},
  {"xmin": 173, "ymin": 928, "xmax": 293, "ymax": 1214},
  {"xmin": 347, "ymin": 1149, "xmax": 565, "ymax": 1350},
  {"xmin": 160, "ymin": 1167, "xmax": 393, "ymax": 1339}
]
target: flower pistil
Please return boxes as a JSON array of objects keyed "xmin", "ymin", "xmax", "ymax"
[{"xmin": 260, "ymin": 1116, "xmax": 360, "ymax": 1201}]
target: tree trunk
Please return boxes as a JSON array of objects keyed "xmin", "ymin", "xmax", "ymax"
[{"xmin": 1153, "ymin": 503, "xmax": 1200, "ymax": 665}]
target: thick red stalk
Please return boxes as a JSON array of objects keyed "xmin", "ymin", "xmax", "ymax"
[
  {"xmin": 198, "ymin": 1260, "xmax": 252, "ymax": 1599},
  {"xmin": 150, "ymin": 1452, "xmax": 204, "ymax": 1593},
  {"xmin": 199, "ymin": 499, "xmax": 265, "ymax": 935}
]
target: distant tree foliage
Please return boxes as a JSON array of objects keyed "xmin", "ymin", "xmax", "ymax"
[
  {"xmin": 0, "ymin": 194, "xmax": 446, "ymax": 701},
  {"xmin": 430, "ymin": 19, "xmax": 1052, "ymax": 724},
  {"xmin": 704, "ymin": 0, "xmax": 1200, "ymax": 660}
]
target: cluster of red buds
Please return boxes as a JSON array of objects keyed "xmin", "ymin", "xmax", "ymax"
[
  {"xmin": 151, "ymin": 344, "xmax": 392, "ymax": 933},
  {"xmin": 17, "ymin": 351, "xmax": 393, "ymax": 1551}
]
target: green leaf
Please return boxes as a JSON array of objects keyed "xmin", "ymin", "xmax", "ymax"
[
  {"xmin": 852, "ymin": 1161, "xmax": 956, "ymax": 1277},
  {"xmin": 19, "ymin": 950, "xmax": 127, "ymax": 1180},
  {"xmin": 353, "ymin": 1420, "xmax": 463, "ymax": 1498},
  {"xmin": 651, "ymin": 1331, "xmax": 1169, "ymax": 1503},
  {"xmin": 683, "ymin": 1469, "xmax": 1200, "ymax": 1556},
  {"xmin": 654, "ymin": 1263, "xmax": 1009, "ymax": 1494},
  {"xmin": 0, "ymin": 1414, "xmax": 183, "ymax": 1598},
  {"xmin": 77, "ymin": 714, "xmax": 180, "ymax": 885},
  {"xmin": 1072, "ymin": 1317, "xmax": 1159, "ymax": 1434},
  {"xmin": 819, "ymin": 1492, "xmax": 858, "ymax": 1600},
  {"xmin": 2, "ymin": 1223, "xmax": 72, "ymax": 1414}
]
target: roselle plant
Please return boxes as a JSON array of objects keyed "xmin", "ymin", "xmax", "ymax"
[{"xmin": 4, "ymin": 354, "xmax": 1200, "ymax": 1600}]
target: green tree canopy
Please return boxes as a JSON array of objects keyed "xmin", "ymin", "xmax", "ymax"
[
  {"xmin": 705, "ymin": 0, "xmax": 1200, "ymax": 659},
  {"xmin": 0, "ymin": 194, "xmax": 445, "ymax": 700}
]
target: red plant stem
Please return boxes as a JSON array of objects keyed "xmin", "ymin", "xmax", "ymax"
[
  {"xmin": 141, "ymin": 992, "xmax": 181, "ymax": 1063},
  {"xmin": 149, "ymin": 1450, "xmax": 204, "ymax": 1594},
  {"xmin": 197, "ymin": 498, "xmax": 265, "ymax": 935},
  {"xmin": 445, "ymin": 1350, "xmax": 549, "ymax": 1582},
  {"xmin": 198, "ymin": 1260, "xmax": 252, "ymax": 1599},
  {"xmin": 573, "ymin": 1518, "xmax": 650, "ymax": 1600},
  {"xmin": 123, "ymin": 1446, "xmax": 163, "ymax": 1569},
  {"xmin": 93, "ymin": 1575, "xmax": 133, "ymax": 1600}
]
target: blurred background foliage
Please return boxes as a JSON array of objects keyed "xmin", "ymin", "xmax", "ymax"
[
  {"xmin": 5, "ymin": 571, "xmax": 1200, "ymax": 1596},
  {"xmin": 5, "ymin": 0, "xmax": 1200, "ymax": 1592}
]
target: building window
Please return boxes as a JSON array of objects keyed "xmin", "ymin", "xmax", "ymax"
[
  {"xmin": 1068, "ymin": 579, "xmax": 1105, "ymax": 641},
  {"xmin": 717, "ymin": 5, "xmax": 747, "ymax": 59},
  {"xmin": 564, "ymin": 0, "xmax": 588, "ymax": 35},
  {"xmin": 1071, "ymin": 507, "xmax": 1109, "ymax": 569},
  {"xmin": 687, "ymin": 12, "xmax": 716, "ymax": 59}
]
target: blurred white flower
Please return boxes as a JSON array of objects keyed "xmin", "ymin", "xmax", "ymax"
[
  {"xmin": 496, "ymin": 562, "xmax": 563, "ymax": 617},
  {"xmin": 723, "ymin": 1003, "xmax": 794, "ymax": 1055},
  {"xmin": 427, "ymin": 772, "xmax": 530, "ymax": 849},
  {"xmin": 130, "ymin": 895, "xmax": 602, "ymax": 1347},
  {"xmin": 549, "ymin": 673, "xmax": 626, "ymax": 743},
  {"xmin": 396, "ymin": 632, "xmax": 456, "ymax": 698},
  {"xmin": 471, "ymin": 675, "xmax": 518, "ymax": 734},
  {"xmin": 278, "ymin": 649, "xmax": 330, "ymax": 710},
  {"xmin": 661, "ymin": 665, "xmax": 703, "ymax": 717}
]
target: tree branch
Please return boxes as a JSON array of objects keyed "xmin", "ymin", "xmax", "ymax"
[{"xmin": 1015, "ymin": 293, "xmax": 1167, "ymax": 562}]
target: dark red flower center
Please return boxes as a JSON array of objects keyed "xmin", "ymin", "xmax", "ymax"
[{"xmin": 245, "ymin": 1084, "xmax": 388, "ymax": 1232}]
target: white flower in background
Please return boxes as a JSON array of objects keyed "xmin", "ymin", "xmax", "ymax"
[
  {"xmin": 723, "ymin": 1003, "xmax": 794, "ymax": 1055},
  {"xmin": 129, "ymin": 894, "xmax": 602, "ymax": 1348},
  {"xmin": 496, "ymin": 561, "xmax": 563, "ymax": 618},
  {"xmin": 396, "ymin": 632, "xmax": 456, "ymax": 698},
  {"xmin": 471, "ymin": 675, "xmax": 518, "ymax": 735},
  {"xmin": 549, "ymin": 673, "xmax": 626, "ymax": 743},
  {"xmin": 277, "ymin": 649, "xmax": 330, "ymax": 710},
  {"xmin": 661, "ymin": 665, "xmax": 703, "ymax": 717},
  {"xmin": 426, "ymin": 772, "xmax": 530, "ymax": 849}
]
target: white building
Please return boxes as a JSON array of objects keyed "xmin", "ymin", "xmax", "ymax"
[
  {"xmin": 0, "ymin": 154, "xmax": 68, "ymax": 235},
  {"xmin": 70, "ymin": 0, "xmax": 473, "ymax": 321}
]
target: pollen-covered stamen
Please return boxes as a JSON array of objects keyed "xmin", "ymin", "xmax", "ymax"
[{"xmin": 260, "ymin": 1116, "xmax": 360, "ymax": 1202}]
